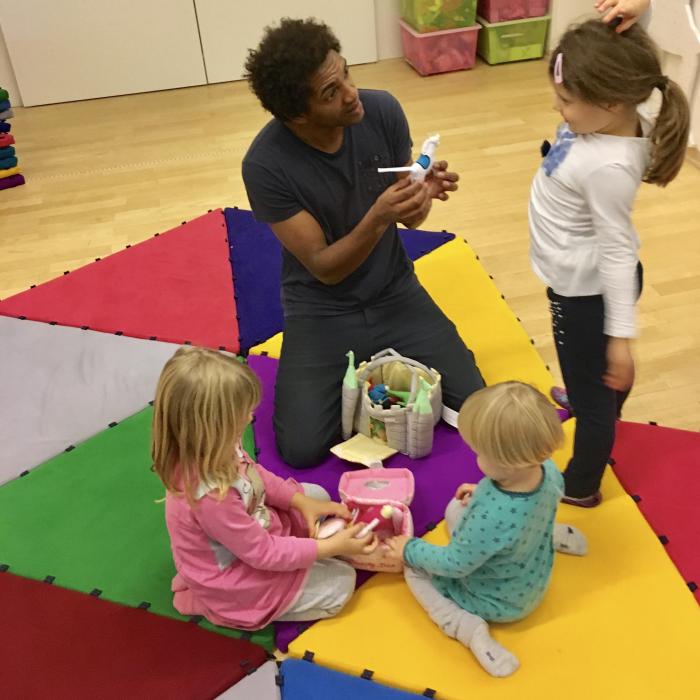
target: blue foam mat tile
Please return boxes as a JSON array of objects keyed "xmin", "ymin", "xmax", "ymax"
[
  {"xmin": 280, "ymin": 659, "xmax": 426, "ymax": 699},
  {"xmin": 224, "ymin": 207, "xmax": 455, "ymax": 351}
]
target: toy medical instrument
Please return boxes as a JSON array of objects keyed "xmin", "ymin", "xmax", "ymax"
[{"xmin": 377, "ymin": 134, "xmax": 440, "ymax": 182}]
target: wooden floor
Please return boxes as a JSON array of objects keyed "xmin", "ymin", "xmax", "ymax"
[{"xmin": 2, "ymin": 58, "xmax": 699, "ymax": 430}]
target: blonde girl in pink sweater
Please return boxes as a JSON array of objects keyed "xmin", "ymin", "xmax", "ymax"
[{"xmin": 152, "ymin": 347, "xmax": 376, "ymax": 630}]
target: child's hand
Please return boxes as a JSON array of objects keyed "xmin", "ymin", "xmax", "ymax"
[
  {"xmin": 455, "ymin": 483, "xmax": 477, "ymax": 504},
  {"xmin": 291, "ymin": 493, "xmax": 351, "ymax": 537},
  {"xmin": 426, "ymin": 160, "xmax": 459, "ymax": 202},
  {"xmin": 604, "ymin": 337, "xmax": 635, "ymax": 391},
  {"xmin": 383, "ymin": 534, "xmax": 410, "ymax": 566},
  {"xmin": 595, "ymin": 0, "xmax": 650, "ymax": 33},
  {"xmin": 317, "ymin": 523, "xmax": 378, "ymax": 559}
]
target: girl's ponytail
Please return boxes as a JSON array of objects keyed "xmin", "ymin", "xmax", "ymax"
[
  {"xmin": 644, "ymin": 79, "xmax": 691, "ymax": 187},
  {"xmin": 551, "ymin": 21, "xmax": 691, "ymax": 188}
]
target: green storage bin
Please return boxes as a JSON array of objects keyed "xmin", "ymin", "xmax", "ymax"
[
  {"xmin": 477, "ymin": 14, "xmax": 550, "ymax": 64},
  {"xmin": 400, "ymin": 0, "xmax": 478, "ymax": 33}
]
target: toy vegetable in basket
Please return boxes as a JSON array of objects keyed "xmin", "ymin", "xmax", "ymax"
[{"xmin": 341, "ymin": 348, "xmax": 442, "ymax": 459}]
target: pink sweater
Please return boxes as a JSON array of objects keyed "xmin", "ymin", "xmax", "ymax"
[{"xmin": 165, "ymin": 457, "xmax": 318, "ymax": 630}]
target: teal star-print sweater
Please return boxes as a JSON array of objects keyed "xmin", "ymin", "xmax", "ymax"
[{"xmin": 404, "ymin": 459, "xmax": 564, "ymax": 622}]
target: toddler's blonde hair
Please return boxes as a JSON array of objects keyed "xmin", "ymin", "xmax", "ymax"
[
  {"xmin": 151, "ymin": 346, "xmax": 261, "ymax": 503},
  {"xmin": 457, "ymin": 382, "xmax": 564, "ymax": 470}
]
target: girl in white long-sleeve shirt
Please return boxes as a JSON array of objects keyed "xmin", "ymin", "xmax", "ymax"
[{"xmin": 529, "ymin": 17, "xmax": 689, "ymax": 506}]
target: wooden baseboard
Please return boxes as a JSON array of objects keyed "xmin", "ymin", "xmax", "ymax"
[{"xmin": 687, "ymin": 146, "xmax": 700, "ymax": 169}]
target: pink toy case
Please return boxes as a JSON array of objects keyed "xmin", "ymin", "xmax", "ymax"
[{"xmin": 338, "ymin": 467, "xmax": 415, "ymax": 572}]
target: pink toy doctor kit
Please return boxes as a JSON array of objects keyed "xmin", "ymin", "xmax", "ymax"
[{"xmin": 318, "ymin": 468, "xmax": 415, "ymax": 573}]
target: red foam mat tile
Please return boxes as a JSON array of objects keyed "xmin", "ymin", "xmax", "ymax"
[
  {"xmin": 0, "ymin": 210, "xmax": 239, "ymax": 352},
  {"xmin": 1, "ymin": 572, "xmax": 268, "ymax": 699},
  {"xmin": 612, "ymin": 421, "xmax": 700, "ymax": 602}
]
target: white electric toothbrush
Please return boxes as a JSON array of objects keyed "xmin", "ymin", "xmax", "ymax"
[{"xmin": 377, "ymin": 134, "xmax": 440, "ymax": 183}]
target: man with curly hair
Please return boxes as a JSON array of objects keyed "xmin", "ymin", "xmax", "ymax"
[{"xmin": 242, "ymin": 18, "xmax": 484, "ymax": 468}]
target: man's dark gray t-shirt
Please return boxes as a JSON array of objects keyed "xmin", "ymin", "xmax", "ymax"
[{"xmin": 242, "ymin": 89, "xmax": 419, "ymax": 317}]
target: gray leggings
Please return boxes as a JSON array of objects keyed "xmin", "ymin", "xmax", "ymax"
[
  {"xmin": 404, "ymin": 498, "xmax": 486, "ymax": 644},
  {"xmin": 277, "ymin": 483, "xmax": 356, "ymax": 622}
]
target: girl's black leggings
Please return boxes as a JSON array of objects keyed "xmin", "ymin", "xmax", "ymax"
[{"xmin": 548, "ymin": 263, "xmax": 643, "ymax": 497}]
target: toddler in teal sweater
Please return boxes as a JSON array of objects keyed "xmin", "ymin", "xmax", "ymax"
[{"xmin": 384, "ymin": 382, "xmax": 587, "ymax": 677}]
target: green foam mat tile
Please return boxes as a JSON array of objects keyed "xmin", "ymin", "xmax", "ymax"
[{"xmin": 0, "ymin": 405, "xmax": 273, "ymax": 651}]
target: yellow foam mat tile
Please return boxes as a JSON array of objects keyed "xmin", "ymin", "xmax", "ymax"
[
  {"xmin": 251, "ymin": 239, "xmax": 553, "ymax": 392},
  {"xmin": 268, "ymin": 239, "xmax": 700, "ymax": 695},
  {"xmin": 252, "ymin": 331, "xmax": 282, "ymax": 358},
  {"xmin": 289, "ymin": 422, "xmax": 700, "ymax": 697},
  {"xmin": 412, "ymin": 238, "xmax": 554, "ymax": 389},
  {"xmin": 252, "ymin": 238, "xmax": 698, "ymax": 693}
]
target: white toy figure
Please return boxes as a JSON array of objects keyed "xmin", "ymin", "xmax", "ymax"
[{"xmin": 378, "ymin": 134, "xmax": 440, "ymax": 183}]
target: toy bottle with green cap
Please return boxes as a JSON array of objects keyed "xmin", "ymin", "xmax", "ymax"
[
  {"xmin": 343, "ymin": 350, "xmax": 357, "ymax": 390},
  {"xmin": 407, "ymin": 376, "xmax": 435, "ymax": 457},
  {"xmin": 341, "ymin": 350, "xmax": 360, "ymax": 440}
]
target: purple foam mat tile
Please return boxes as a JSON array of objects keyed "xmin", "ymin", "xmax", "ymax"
[
  {"xmin": 225, "ymin": 207, "xmax": 457, "ymax": 352},
  {"xmin": 274, "ymin": 570, "xmax": 375, "ymax": 652},
  {"xmin": 246, "ymin": 354, "xmax": 483, "ymax": 651},
  {"xmin": 247, "ymin": 354, "xmax": 482, "ymax": 528}
]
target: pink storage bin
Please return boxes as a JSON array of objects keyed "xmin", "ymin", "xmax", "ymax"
[
  {"xmin": 338, "ymin": 467, "xmax": 415, "ymax": 573},
  {"xmin": 477, "ymin": 0, "xmax": 549, "ymax": 23},
  {"xmin": 400, "ymin": 19, "xmax": 480, "ymax": 76}
]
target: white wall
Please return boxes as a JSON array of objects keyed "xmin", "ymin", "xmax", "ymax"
[
  {"xmin": 549, "ymin": 0, "xmax": 595, "ymax": 50},
  {"xmin": 0, "ymin": 23, "xmax": 21, "ymax": 106},
  {"xmin": 645, "ymin": 1, "xmax": 700, "ymax": 149},
  {"xmin": 1, "ymin": 1, "xmax": 404, "ymax": 104},
  {"xmin": 0, "ymin": 0, "xmax": 207, "ymax": 106},
  {"xmin": 374, "ymin": 0, "xmax": 403, "ymax": 60},
  {"xmin": 195, "ymin": 0, "xmax": 378, "ymax": 84},
  {"xmin": 692, "ymin": 0, "xmax": 700, "ymax": 146},
  {"xmin": 0, "ymin": 0, "xmax": 389, "ymax": 104}
]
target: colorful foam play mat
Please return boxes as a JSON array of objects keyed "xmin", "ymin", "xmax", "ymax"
[{"xmin": 1, "ymin": 208, "xmax": 697, "ymax": 697}]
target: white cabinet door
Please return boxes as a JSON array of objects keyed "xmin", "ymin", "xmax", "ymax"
[
  {"xmin": 0, "ymin": 0, "xmax": 207, "ymax": 106},
  {"xmin": 195, "ymin": 0, "xmax": 377, "ymax": 84},
  {"xmin": 374, "ymin": 0, "xmax": 403, "ymax": 60},
  {"xmin": 692, "ymin": 0, "xmax": 700, "ymax": 146}
]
